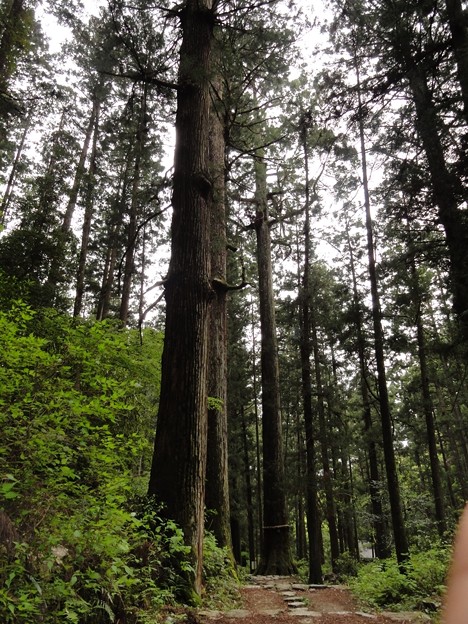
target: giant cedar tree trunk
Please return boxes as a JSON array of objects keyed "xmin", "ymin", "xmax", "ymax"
[
  {"xmin": 356, "ymin": 62, "xmax": 409, "ymax": 567},
  {"xmin": 254, "ymin": 155, "xmax": 295, "ymax": 576},
  {"xmin": 147, "ymin": 0, "xmax": 214, "ymax": 597},
  {"xmin": 205, "ymin": 72, "xmax": 232, "ymax": 552}
]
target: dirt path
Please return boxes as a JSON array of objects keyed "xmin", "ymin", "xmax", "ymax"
[{"xmin": 198, "ymin": 576, "xmax": 431, "ymax": 624}]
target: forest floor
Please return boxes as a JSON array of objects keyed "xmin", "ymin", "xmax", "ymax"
[{"xmin": 197, "ymin": 576, "xmax": 434, "ymax": 624}]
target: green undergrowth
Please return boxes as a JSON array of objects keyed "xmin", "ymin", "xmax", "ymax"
[
  {"xmin": 0, "ymin": 302, "xmax": 238, "ymax": 623},
  {"xmin": 348, "ymin": 547, "xmax": 451, "ymax": 614},
  {"xmin": 201, "ymin": 533, "xmax": 241, "ymax": 611}
]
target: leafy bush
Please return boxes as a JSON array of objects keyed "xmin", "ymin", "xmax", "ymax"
[
  {"xmin": 202, "ymin": 532, "xmax": 240, "ymax": 610},
  {"xmin": 349, "ymin": 546, "xmax": 451, "ymax": 611},
  {"xmin": 349, "ymin": 560, "xmax": 412, "ymax": 608},
  {"xmin": 334, "ymin": 551, "xmax": 359, "ymax": 579},
  {"xmin": 0, "ymin": 303, "xmax": 178, "ymax": 623},
  {"xmin": 0, "ymin": 491, "xmax": 195, "ymax": 623}
]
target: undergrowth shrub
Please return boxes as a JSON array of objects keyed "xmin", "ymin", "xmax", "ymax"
[
  {"xmin": 0, "ymin": 489, "xmax": 193, "ymax": 623},
  {"xmin": 349, "ymin": 546, "xmax": 451, "ymax": 611},
  {"xmin": 202, "ymin": 532, "xmax": 240, "ymax": 610},
  {"xmin": 0, "ymin": 303, "xmax": 187, "ymax": 623},
  {"xmin": 334, "ymin": 551, "xmax": 359, "ymax": 579}
]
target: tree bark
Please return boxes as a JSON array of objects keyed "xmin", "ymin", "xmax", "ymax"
[
  {"xmin": 406, "ymin": 242, "xmax": 447, "ymax": 535},
  {"xmin": 344, "ymin": 215, "xmax": 390, "ymax": 559},
  {"xmin": 393, "ymin": 23, "xmax": 468, "ymax": 340},
  {"xmin": 120, "ymin": 82, "xmax": 148, "ymax": 325},
  {"xmin": 310, "ymin": 308, "xmax": 340, "ymax": 571},
  {"xmin": 295, "ymin": 408, "xmax": 307, "ymax": 560},
  {"xmin": 254, "ymin": 155, "xmax": 295, "ymax": 576},
  {"xmin": 148, "ymin": 0, "xmax": 214, "ymax": 597},
  {"xmin": 251, "ymin": 299, "xmax": 264, "ymax": 560},
  {"xmin": 356, "ymin": 60, "xmax": 409, "ymax": 567},
  {"xmin": 62, "ymin": 100, "xmax": 98, "ymax": 235},
  {"xmin": 241, "ymin": 407, "xmax": 257, "ymax": 572},
  {"xmin": 74, "ymin": 100, "xmax": 100, "ymax": 317},
  {"xmin": 0, "ymin": 106, "xmax": 31, "ymax": 224},
  {"xmin": 205, "ymin": 72, "xmax": 232, "ymax": 552},
  {"xmin": 299, "ymin": 117, "xmax": 322, "ymax": 583},
  {"xmin": 96, "ymin": 155, "xmax": 131, "ymax": 320}
]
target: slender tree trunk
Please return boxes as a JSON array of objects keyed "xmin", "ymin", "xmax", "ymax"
[
  {"xmin": 0, "ymin": 106, "xmax": 31, "ymax": 224},
  {"xmin": 310, "ymin": 311, "xmax": 340, "ymax": 571},
  {"xmin": 346, "ymin": 466, "xmax": 359, "ymax": 556},
  {"xmin": 97, "ymin": 238, "xmax": 118, "ymax": 320},
  {"xmin": 296, "ymin": 409, "xmax": 307, "ymax": 560},
  {"xmin": 39, "ymin": 107, "xmax": 69, "ymax": 305},
  {"xmin": 205, "ymin": 72, "xmax": 232, "ymax": 552},
  {"xmin": 299, "ymin": 117, "xmax": 322, "ymax": 583},
  {"xmin": 407, "ymin": 252, "xmax": 447, "ymax": 535},
  {"xmin": 62, "ymin": 100, "xmax": 99, "ymax": 234},
  {"xmin": 138, "ymin": 224, "xmax": 147, "ymax": 329},
  {"xmin": 436, "ymin": 422, "xmax": 458, "ymax": 510},
  {"xmin": 74, "ymin": 101, "xmax": 100, "ymax": 317},
  {"xmin": 345, "ymin": 215, "xmax": 390, "ymax": 558},
  {"xmin": 253, "ymin": 154, "xmax": 295, "ymax": 575},
  {"xmin": 50, "ymin": 96, "xmax": 101, "ymax": 304},
  {"xmin": 148, "ymin": 0, "xmax": 214, "ymax": 596},
  {"xmin": 241, "ymin": 407, "xmax": 257, "ymax": 572},
  {"xmin": 96, "ymin": 157, "xmax": 131, "ymax": 320},
  {"xmin": 120, "ymin": 83, "xmax": 148, "ymax": 325},
  {"xmin": 251, "ymin": 299, "xmax": 263, "ymax": 562},
  {"xmin": 356, "ymin": 61, "xmax": 409, "ymax": 567}
]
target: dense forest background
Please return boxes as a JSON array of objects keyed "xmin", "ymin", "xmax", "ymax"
[{"xmin": 1, "ymin": 0, "xmax": 467, "ymax": 621}]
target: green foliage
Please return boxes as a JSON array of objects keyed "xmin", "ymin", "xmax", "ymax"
[
  {"xmin": 334, "ymin": 551, "xmax": 359, "ymax": 579},
  {"xmin": 349, "ymin": 546, "xmax": 451, "ymax": 611},
  {"xmin": 207, "ymin": 396, "xmax": 224, "ymax": 412},
  {"xmin": 295, "ymin": 558, "xmax": 309, "ymax": 582},
  {"xmin": 0, "ymin": 302, "xmax": 183, "ymax": 623},
  {"xmin": 201, "ymin": 532, "xmax": 240, "ymax": 610}
]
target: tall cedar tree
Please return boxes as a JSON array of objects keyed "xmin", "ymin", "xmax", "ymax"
[
  {"xmin": 205, "ymin": 61, "xmax": 232, "ymax": 551},
  {"xmin": 389, "ymin": 2, "xmax": 468, "ymax": 344},
  {"xmin": 253, "ymin": 154, "xmax": 295, "ymax": 575},
  {"xmin": 343, "ymin": 211, "xmax": 390, "ymax": 558},
  {"xmin": 299, "ymin": 114, "xmax": 323, "ymax": 583},
  {"xmin": 148, "ymin": 0, "xmax": 214, "ymax": 597},
  {"xmin": 355, "ymin": 57, "xmax": 409, "ymax": 567}
]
